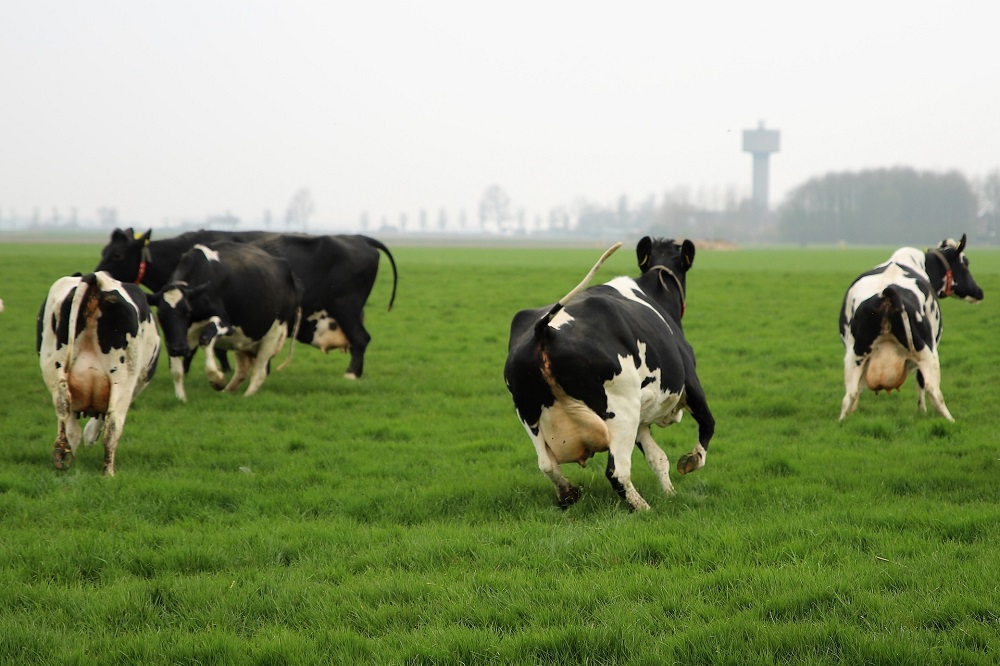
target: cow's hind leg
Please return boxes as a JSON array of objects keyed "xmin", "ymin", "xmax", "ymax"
[
  {"xmin": 637, "ymin": 426, "xmax": 674, "ymax": 496},
  {"xmin": 915, "ymin": 351, "xmax": 954, "ymax": 422},
  {"xmin": 605, "ymin": 414, "xmax": 649, "ymax": 511},
  {"xmin": 522, "ymin": 422, "xmax": 580, "ymax": 508},
  {"xmin": 839, "ymin": 353, "xmax": 867, "ymax": 422},
  {"xmin": 334, "ymin": 303, "xmax": 370, "ymax": 379}
]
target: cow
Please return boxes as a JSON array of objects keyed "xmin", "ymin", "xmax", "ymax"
[
  {"xmin": 37, "ymin": 272, "xmax": 160, "ymax": 476},
  {"xmin": 503, "ymin": 237, "xmax": 716, "ymax": 511},
  {"xmin": 148, "ymin": 242, "xmax": 302, "ymax": 402},
  {"xmin": 95, "ymin": 227, "xmax": 398, "ymax": 379},
  {"xmin": 839, "ymin": 234, "xmax": 983, "ymax": 422}
]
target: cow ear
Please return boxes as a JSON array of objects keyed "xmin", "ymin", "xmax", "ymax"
[
  {"xmin": 957, "ymin": 233, "xmax": 967, "ymax": 253},
  {"xmin": 110, "ymin": 228, "xmax": 129, "ymax": 242},
  {"xmin": 636, "ymin": 236, "xmax": 652, "ymax": 270},
  {"xmin": 681, "ymin": 239, "xmax": 696, "ymax": 270},
  {"xmin": 137, "ymin": 229, "xmax": 153, "ymax": 243}
]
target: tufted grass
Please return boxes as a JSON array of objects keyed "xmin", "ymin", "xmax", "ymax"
[{"xmin": 0, "ymin": 239, "xmax": 999, "ymax": 664}]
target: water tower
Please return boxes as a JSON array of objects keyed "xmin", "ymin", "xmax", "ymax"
[{"xmin": 742, "ymin": 121, "xmax": 780, "ymax": 210}]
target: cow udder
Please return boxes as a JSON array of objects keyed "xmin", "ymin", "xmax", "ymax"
[
  {"xmin": 539, "ymin": 396, "xmax": 610, "ymax": 466},
  {"xmin": 67, "ymin": 352, "xmax": 112, "ymax": 416},
  {"xmin": 865, "ymin": 342, "xmax": 909, "ymax": 392}
]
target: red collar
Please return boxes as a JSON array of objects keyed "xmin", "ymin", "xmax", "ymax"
[{"xmin": 135, "ymin": 260, "xmax": 147, "ymax": 285}]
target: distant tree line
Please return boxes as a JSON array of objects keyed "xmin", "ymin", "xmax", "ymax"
[{"xmin": 776, "ymin": 167, "xmax": 991, "ymax": 244}]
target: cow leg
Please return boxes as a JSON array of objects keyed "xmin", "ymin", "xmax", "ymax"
[
  {"xmin": 202, "ymin": 334, "xmax": 228, "ymax": 391},
  {"xmin": 914, "ymin": 351, "xmax": 954, "ymax": 422},
  {"xmin": 605, "ymin": 413, "xmax": 649, "ymax": 511},
  {"xmin": 51, "ymin": 388, "xmax": 82, "ymax": 469},
  {"xmin": 223, "ymin": 352, "xmax": 253, "ymax": 392},
  {"xmin": 521, "ymin": 422, "xmax": 580, "ymax": 508},
  {"xmin": 677, "ymin": 377, "xmax": 715, "ymax": 475},
  {"xmin": 636, "ymin": 427, "xmax": 675, "ymax": 496},
  {"xmin": 242, "ymin": 323, "xmax": 288, "ymax": 396},
  {"xmin": 839, "ymin": 353, "xmax": 867, "ymax": 422},
  {"xmin": 169, "ymin": 356, "xmax": 189, "ymax": 402},
  {"xmin": 334, "ymin": 304, "xmax": 370, "ymax": 379}
]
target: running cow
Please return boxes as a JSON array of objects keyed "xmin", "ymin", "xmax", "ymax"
[
  {"xmin": 96, "ymin": 228, "xmax": 397, "ymax": 378},
  {"xmin": 149, "ymin": 242, "xmax": 302, "ymax": 401},
  {"xmin": 839, "ymin": 234, "xmax": 983, "ymax": 422},
  {"xmin": 37, "ymin": 272, "xmax": 160, "ymax": 476},
  {"xmin": 504, "ymin": 237, "xmax": 716, "ymax": 511}
]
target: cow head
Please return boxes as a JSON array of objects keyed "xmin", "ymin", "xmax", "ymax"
[
  {"xmin": 637, "ymin": 236, "xmax": 696, "ymax": 275},
  {"xmin": 96, "ymin": 228, "xmax": 153, "ymax": 284},
  {"xmin": 929, "ymin": 234, "xmax": 983, "ymax": 303},
  {"xmin": 149, "ymin": 281, "xmax": 212, "ymax": 358}
]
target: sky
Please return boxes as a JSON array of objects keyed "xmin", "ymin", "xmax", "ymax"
[{"xmin": 2, "ymin": 0, "xmax": 998, "ymax": 230}]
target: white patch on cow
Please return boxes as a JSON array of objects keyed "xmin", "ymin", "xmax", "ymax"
[
  {"xmin": 604, "ymin": 277, "xmax": 671, "ymax": 332},
  {"xmin": 307, "ymin": 310, "xmax": 350, "ymax": 352},
  {"xmin": 193, "ymin": 244, "xmax": 221, "ymax": 262},
  {"xmin": 163, "ymin": 287, "xmax": 185, "ymax": 309},
  {"xmin": 548, "ymin": 309, "xmax": 574, "ymax": 330}
]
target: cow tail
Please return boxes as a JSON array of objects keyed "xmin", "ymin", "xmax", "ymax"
[
  {"xmin": 60, "ymin": 273, "xmax": 98, "ymax": 396},
  {"xmin": 363, "ymin": 236, "xmax": 399, "ymax": 311},
  {"xmin": 881, "ymin": 285, "xmax": 916, "ymax": 353},
  {"xmin": 533, "ymin": 242, "xmax": 622, "ymax": 340},
  {"xmin": 277, "ymin": 306, "xmax": 302, "ymax": 372}
]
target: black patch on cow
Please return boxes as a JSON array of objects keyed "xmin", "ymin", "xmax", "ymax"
[
  {"xmin": 917, "ymin": 370, "xmax": 925, "ymax": 389},
  {"xmin": 605, "ymin": 453, "xmax": 627, "ymax": 501}
]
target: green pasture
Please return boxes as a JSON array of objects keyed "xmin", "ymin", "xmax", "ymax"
[{"xmin": 1, "ymin": 240, "xmax": 998, "ymax": 664}]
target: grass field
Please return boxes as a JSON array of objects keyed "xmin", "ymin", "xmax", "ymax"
[{"xmin": 1, "ymin": 239, "xmax": 999, "ymax": 665}]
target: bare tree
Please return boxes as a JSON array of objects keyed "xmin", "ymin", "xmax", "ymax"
[
  {"xmin": 479, "ymin": 184, "xmax": 512, "ymax": 233},
  {"xmin": 285, "ymin": 188, "xmax": 315, "ymax": 232}
]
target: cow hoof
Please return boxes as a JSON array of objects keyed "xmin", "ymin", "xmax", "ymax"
[
  {"xmin": 52, "ymin": 447, "xmax": 74, "ymax": 470},
  {"xmin": 676, "ymin": 452, "xmax": 703, "ymax": 475},
  {"xmin": 343, "ymin": 372, "xmax": 359, "ymax": 380},
  {"xmin": 557, "ymin": 485, "xmax": 581, "ymax": 509}
]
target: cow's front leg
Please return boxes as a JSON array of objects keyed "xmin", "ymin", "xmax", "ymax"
[
  {"xmin": 200, "ymin": 321, "xmax": 229, "ymax": 390},
  {"xmin": 677, "ymin": 376, "xmax": 715, "ymax": 475},
  {"xmin": 637, "ymin": 427, "xmax": 674, "ymax": 496},
  {"xmin": 83, "ymin": 417, "xmax": 104, "ymax": 446},
  {"xmin": 522, "ymin": 421, "xmax": 580, "ymax": 508},
  {"xmin": 100, "ymin": 412, "xmax": 124, "ymax": 477},
  {"xmin": 915, "ymin": 351, "xmax": 954, "ymax": 422},
  {"xmin": 241, "ymin": 322, "xmax": 288, "ymax": 396}
]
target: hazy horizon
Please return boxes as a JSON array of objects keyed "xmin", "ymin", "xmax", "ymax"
[{"xmin": 3, "ymin": 1, "xmax": 998, "ymax": 229}]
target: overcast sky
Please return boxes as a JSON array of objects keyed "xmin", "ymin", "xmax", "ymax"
[{"xmin": 2, "ymin": 1, "xmax": 998, "ymax": 229}]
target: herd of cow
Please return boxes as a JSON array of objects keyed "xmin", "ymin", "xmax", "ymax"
[
  {"xmin": 35, "ymin": 230, "xmax": 982, "ymax": 510},
  {"xmin": 36, "ymin": 228, "xmax": 397, "ymax": 476}
]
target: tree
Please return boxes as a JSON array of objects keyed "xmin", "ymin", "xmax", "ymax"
[
  {"xmin": 285, "ymin": 189, "xmax": 315, "ymax": 231},
  {"xmin": 479, "ymin": 185, "xmax": 511, "ymax": 233}
]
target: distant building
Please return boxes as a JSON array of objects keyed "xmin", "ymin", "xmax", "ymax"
[{"xmin": 742, "ymin": 121, "xmax": 780, "ymax": 210}]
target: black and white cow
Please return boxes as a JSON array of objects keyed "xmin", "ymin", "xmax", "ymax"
[
  {"xmin": 95, "ymin": 227, "xmax": 398, "ymax": 378},
  {"xmin": 839, "ymin": 235, "xmax": 983, "ymax": 422},
  {"xmin": 148, "ymin": 242, "xmax": 302, "ymax": 402},
  {"xmin": 37, "ymin": 272, "xmax": 160, "ymax": 476},
  {"xmin": 504, "ymin": 237, "xmax": 715, "ymax": 511}
]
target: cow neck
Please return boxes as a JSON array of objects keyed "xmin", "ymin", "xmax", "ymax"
[
  {"xmin": 647, "ymin": 264, "xmax": 686, "ymax": 318},
  {"xmin": 926, "ymin": 249, "xmax": 954, "ymax": 297}
]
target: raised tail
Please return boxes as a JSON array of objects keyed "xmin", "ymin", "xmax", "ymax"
[
  {"xmin": 362, "ymin": 236, "xmax": 399, "ymax": 311},
  {"xmin": 533, "ymin": 242, "xmax": 622, "ymax": 339}
]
